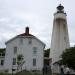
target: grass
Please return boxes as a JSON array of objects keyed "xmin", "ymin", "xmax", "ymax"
[
  {"xmin": 0, "ymin": 71, "xmax": 51, "ymax": 75},
  {"xmin": 0, "ymin": 71, "xmax": 43, "ymax": 75},
  {"xmin": 15, "ymin": 71, "xmax": 44, "ymax": 75},
  {"xmin": 0, "ymin": 73, "xmax": 11, "ymax": 75},
  {"xmin": 0, "ymin": 71, "xmax": 75, "ymax": 75},
  {"xmin": 0, "ymin": 73, "xmax": 75, "ymax": 75}
]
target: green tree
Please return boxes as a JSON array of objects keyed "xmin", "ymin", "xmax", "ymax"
[
  {"xmin": 44, "ymin": 48, "xmax": 50, "ymax": 57},
  {"xmin": 61, "ymin": 46, "xmax": 75, "ymax": 69},
  {"xmin": 17, "ymin": 54, "xmax": 25, "ymax": 72},
  {"xmin": 44, "ymin": 48, "xmax": 50, "ymax": 65},
  {"xmin": 0, "ymin": 48, "xmax": 5, "ymax": 56}
]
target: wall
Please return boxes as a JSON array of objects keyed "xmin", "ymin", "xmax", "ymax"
[{"xmin": 4, "ymin": 36, "xmax": 44, "ymax": 73}]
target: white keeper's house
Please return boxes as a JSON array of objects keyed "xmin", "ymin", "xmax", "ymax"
[{"xmin": 0, "ymin": 27, "xmax": 45, "ymax": 73}]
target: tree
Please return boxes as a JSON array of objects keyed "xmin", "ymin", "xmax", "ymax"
[
  {"xmin": 44, "ymin": 48, "xmax": 50, "ymax": 57},
  {"xmin": 0, "ymin": 48, "xmax": 5, "ymax": 56},
  {"xmin": 17, "ymin": 54, "xmax": 25, "ymax": 72},
  {"xmin": 61, "ymin": 47, "xmax": 75, "ymax": 69},
  {"xmin": 44, "ymin": 48, "xmax": 50, "ymax": 65}
]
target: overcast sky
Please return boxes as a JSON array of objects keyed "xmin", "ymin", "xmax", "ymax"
[{"xmin": 0, "ymin": 0, "xmax": 75, "ymax": 48}]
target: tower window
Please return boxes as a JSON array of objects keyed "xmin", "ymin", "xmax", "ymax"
[{"xmin": 33, "ymin": 58, "xmax": 36, "ymax": 66}]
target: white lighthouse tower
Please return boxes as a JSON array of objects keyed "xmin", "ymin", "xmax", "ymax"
[{"xmin": 50, "ymin": 4, "xmax": 70, "ymax": 73}]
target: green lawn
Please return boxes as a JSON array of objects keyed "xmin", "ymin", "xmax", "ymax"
[
  {"xmin": 0, "ymin": 73, "xmax": 11, "ymax": 75},
  {"xmin": 0, "ymin": 71, "xmax": 43, "ymax": 75},
  {"xmin": 16, "ymin": 71, "xmax": 42, "ymax": 75},
  {"xmin": 0, "ymin": 72, "xmax": 74, "ymax": 75},
  {"xmin": 0, "ymin": 71, "xmax": 61, "ymax": 75},
  {"xmin": 0, "ymin": 72, "xmax": 51, "ymax": 75}
]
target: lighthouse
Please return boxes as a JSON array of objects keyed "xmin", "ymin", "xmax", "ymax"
[{"xmin": 50, "ymin": 4, "xmax": 70, "ymax": 73}]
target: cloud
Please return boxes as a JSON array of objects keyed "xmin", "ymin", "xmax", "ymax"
[
  {"xmin": 0, "ymin": 0, "xmax": 75, "ymax": 48},
  {"xmin": 0, "ymin": 18, "xmax": 10, "ymax": 22}
]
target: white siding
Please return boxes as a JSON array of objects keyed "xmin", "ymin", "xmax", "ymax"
[{"xmin": 4, "ymin": 36, "xmax": 44, "ymax": 73}]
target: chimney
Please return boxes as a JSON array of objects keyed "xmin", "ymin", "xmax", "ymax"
[{"xmin": 25, "ymin": 27, "xmax": 29, "ymax": 34}]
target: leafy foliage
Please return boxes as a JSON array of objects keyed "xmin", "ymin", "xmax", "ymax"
[
  {"xmin": 44, "ymin": 48, "xmax": 50, "ymax": 65},
  {"xmin": 44, "ymin": 48, "xmax": 50, "ymax": 57},
  {"xmin": 61, "ymin": 47, "xmax": 75, "ymax": 69},
  {"xmin": 17, "ymin": 54, "xmax": 25, "ymax": 71},
  {"xmin": 0, "ymin": 48, "xmax": 6, "ymax": 53},
  {"xmin": 0, "ymin": 48, "xmax": 6, "ymax": 57},
  {"xmin": 17, "ymin": 54, "xmax": 24, "ymax": 62}
]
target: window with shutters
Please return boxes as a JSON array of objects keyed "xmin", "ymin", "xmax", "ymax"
[
  {"xmin": 33, "ymin": 47, "xmax": 37, "ymax": 55},
  {"xmin": 12, "ymin": 58, "xmax": 16, "ymax": 65},
  {"xmin": 33, "ymin": 58, "xmax": 36, "ymax": 66}
]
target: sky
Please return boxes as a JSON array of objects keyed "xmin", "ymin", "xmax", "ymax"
[{"xmin": 0, "ymin": 0, "xmax": 75, "ymax": 49}]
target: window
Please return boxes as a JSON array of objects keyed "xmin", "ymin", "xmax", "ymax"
[
  {"xmin": 20, "ymin": 38, "xmax": 23, "ymax": 44},
  {"xmin": 0, "ymin": 53, "xmax": 5, "ymax": 56},
  {"xmin": 33, "ymin": 47, "xmax": 37, "ymax": 55},
  {"xmin": 28, "ymin": 38, "xmax": 32, "ymax": 44},
  {"xmin": 33, "ymin": 58, "xmax": 36, "ymax": 66},
  {"xmin": 1, "ymin": 60, "xmax": 4, "ymax": 66},
  {"xmin": 2, "ymin": 53, "xmax": 5, "ymax": 56},
  {"xmin": 14, "ymin": 47, "xmax": 17, "ymax": 54},
  {"xmin": 12, "ymin": 69, "xmax": 16, "ymax": 71},
  {"xmin": 12, "ymin": 58, "xmax": 16, "ymax": 65}
]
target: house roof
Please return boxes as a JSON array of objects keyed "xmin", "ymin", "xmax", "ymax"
[
  {"xmin": 18, "ymin": 27, "xmax": 33, "ymax": 37},
  {"xmin": 18, "ymin": 32, "xmax": 33, "ymax": 37},
  {"xmin": 5, "ymin": 27, "xmax": 45, "ymax": 46}
]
